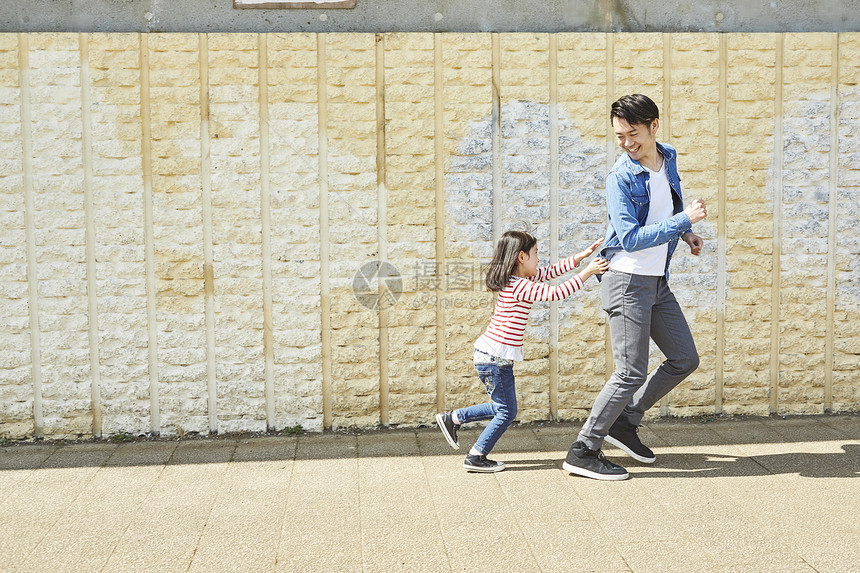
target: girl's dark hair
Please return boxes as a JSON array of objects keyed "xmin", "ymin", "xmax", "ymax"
[
  {"xmin": 611, "ymin": 93, "xmax": 660, "ymax": 127},
  {"xmin": 485, "ymin": 230, "xmax": 537, "ymax": 292}
]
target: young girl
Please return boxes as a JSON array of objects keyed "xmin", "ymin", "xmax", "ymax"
[{"xmin": 436, "ymin": 230, "xmax": 609, "ymax": 472}]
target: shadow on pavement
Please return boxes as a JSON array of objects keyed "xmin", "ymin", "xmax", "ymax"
[
  {"xmin": 622, "ymin": 444, "xmax": 860, "ymax": 479},
  {"xmin": 1, "ymin": 414, "xmax": 858, "ymax": 472}
]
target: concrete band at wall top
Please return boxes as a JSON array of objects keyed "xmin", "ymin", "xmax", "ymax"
[{"xmin": 3, "ymin": 0, "xmax": 860, "ymax": 34}]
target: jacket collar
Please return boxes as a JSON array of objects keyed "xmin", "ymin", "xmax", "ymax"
[{"xmin": 619, "ymin": 141, "xmax": 675, "ymax": 175}]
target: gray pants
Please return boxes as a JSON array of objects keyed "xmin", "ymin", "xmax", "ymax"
[{"xmin": 577, "ymin": 269, "xmax": 700, "ymax": 451}]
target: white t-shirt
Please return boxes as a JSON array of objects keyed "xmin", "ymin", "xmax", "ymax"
[{"xmin": 609, "ymin": 160, "xmax": 673, "ymax": 276}]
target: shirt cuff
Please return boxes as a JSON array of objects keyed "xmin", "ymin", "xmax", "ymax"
[{"xmin": 676, "ymin": 212, "xmax": 693, "ymax": 234}]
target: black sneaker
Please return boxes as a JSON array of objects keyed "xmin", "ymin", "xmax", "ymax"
[
  {"xmin": 604, "ymin": 417, "xmax": 656, "ymax": 464},
  {"xmin": 435, "ymin": 411, "xmax": 460, "ymax": 449},
  {"xmin": 463, "ymin": 454, "xmax": 505, "ymax": 473},
  {"xmin": 562, "ymin": 441, "xmax": 629, "ymax": 481}
]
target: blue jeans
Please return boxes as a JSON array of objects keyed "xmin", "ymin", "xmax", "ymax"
[{"xmin": 454, "ymin": 362, "xmax": 518, "ymax": 455}]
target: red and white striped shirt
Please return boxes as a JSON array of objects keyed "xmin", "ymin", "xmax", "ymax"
[{"xmin": 474, "ymin": 255, "xmax": 583, "ymax": 362}]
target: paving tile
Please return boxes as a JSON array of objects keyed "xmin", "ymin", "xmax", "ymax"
[
  {"xmin": 190, "ymin": 530, "xmax": 278, "ymax": 573},
  {"xmin": 416, "ymin": 426, "xmax": 457, "ymax": 458},
  {"xmin": 356, "ymin": 429, "xmax": 420, "ymax": 457},
  {"xmin": 169, "ymin": 439, "xmax": 236, "ymax": 465},
  {"xmin": 278, "ymin": 442, "xmax": 362, "ymax": 572},
  {"xmin": 791, "ymin": 533, "xmax": 860, "ymax": 573},
  {"xmin": 294, "ymin": 432, "xmax": 358, "ymax": 460},
  {"xmin": 105, "ymin": 440, "xmax": 177, "ymax": 466},
  {"xmin": 634, "ymin": 446, "xmax": 770, "ymax": 478},
  {"xmin": 494, "ymin": 457, "xmax": 593, "ymax": 522},
  {"xmin": 106, "ymin": 530, "xmax": 203, "ymax": 573},
  {"xmin": 518, "ymin": 520, "xmax": 631, "ymax": 573},
  {"xmin": 430, "ymin": 521, "xmax": 541, "ymax": 573},
  {"xmin": 0, "ymin": 460, "xmax": 47, "ymax": 508},
  {"xmin": 188, "ymin": 457, "xmax": 292, "ymax": 573},
  {"xmin": 708, "ymin": 418, "xmax": 785, "ymax": 445},
  {"xmin": 231, "ymin": 436, "xmax": 297, "ymax": 463},
  {"xmin": 696, "ymin": 529, "xmax": 817, "ymax": 572},
  {"xmin": 762, "ymin": 416, "xmax": 849, "ymax": 443},
  {"xmin": 614, "ymin": 540, "xmax": 722, "ymax": 573},
  {"xmin": 360, "ymin": 512, "xmax": 448, "ymax": 573},
  {"xmin": 489, "ymin": 425, "xmax": 544, "ymax": 452},
  {"xmin": 0, "ymin": 444, "xmax": 59, "ymax": 470},
  {"xmin": 1, "ymin": 417, "xmax": 858, "ymax": 573},
  {"xmin": 18, "ymin": 464, "xmax": 166, "ymax": 573},
  {"xmin": 0, "ymin": 462, "xmax": 107, "ymax": 567},
  {"xmin": 646, "ymin": 421, "xmax": 725, "ymax": 447},
  {"xmin": 530, "ymin": 422, "xmax": 580, "ymax": 448},
  {"xmin": 102, "ymin": 456, "xmax": 232, "ymax": 572},
  {"xmin": 41, "ymin": 441, "xmax": 118, "ymax": 468},
  {"xmin": 737, "ymin": 439, "xmax": 858, "ymax": 477},
  {"xmin": 564, "ymin": 480, "xmax": 690, "ymax": 544},
  {"xmin": 818, "ymin": 413, "xmax": 860, "ymax": 439},
  {"xmin": 277, "ymin": 513, "xmax": 362, "ymax": 572}
]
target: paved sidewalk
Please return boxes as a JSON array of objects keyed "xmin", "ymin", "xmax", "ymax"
[{"xmin": 1, "ymin": 414, "xmax": 859, "ymax": 573}]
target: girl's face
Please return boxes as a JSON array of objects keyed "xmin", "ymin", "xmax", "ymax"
[{"xmin": 517, "ymin": 244, "xmax": 539, "ymax": 277}]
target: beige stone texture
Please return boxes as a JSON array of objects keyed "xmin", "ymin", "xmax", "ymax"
[{"xmin": 0, "ymin": 32, "xmax": 858, "ymax": 439}]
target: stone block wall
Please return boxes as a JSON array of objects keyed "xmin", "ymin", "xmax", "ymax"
[{"xmin": 0, "ymin": 32, "xmax": 857, "ymax": 439}]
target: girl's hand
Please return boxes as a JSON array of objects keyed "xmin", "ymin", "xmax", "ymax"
[
  {"xmin": 580, "ymin": 257, "xmax": 610, "ymax": 279},
  {"xmin": 575, "ymin": 238, "xmax": 604, "ymax": 265}
]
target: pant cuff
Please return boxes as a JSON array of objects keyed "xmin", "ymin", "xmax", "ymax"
[{"xmin": 577, "ymin": 434, "xmax": 601, "ymax": 452}]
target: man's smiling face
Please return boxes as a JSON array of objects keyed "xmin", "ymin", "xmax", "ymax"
[{"xmin": 612, "ymin": 116, "xmax": 659, "ymax": 167}]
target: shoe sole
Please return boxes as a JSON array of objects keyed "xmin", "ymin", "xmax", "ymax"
[
  {"xmin": 604, "ymin": 435, "xmax": 656, "ymax": 464},
  {"xmin": 435, "ymin": 413, "xmax": 459, "ymax": 450},
  {"xmin": 562, "ymin": 461, "xmax": 629, "ymax": 481},
  {"xmin": 463, "ymin": 463, "xmax": 505, "ymax": 473}
]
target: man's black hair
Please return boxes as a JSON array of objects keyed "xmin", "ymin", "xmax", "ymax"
[{"xmin": 610, "ymin": 94, "xmax": 660, "ymax": 126}]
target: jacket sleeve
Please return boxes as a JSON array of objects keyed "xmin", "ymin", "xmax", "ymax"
[{"xmin": 606, "ymin": 170, "xmax": 692, "ymax": 252}]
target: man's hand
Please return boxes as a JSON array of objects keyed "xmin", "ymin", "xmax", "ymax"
[
  {"xmin": 683, "ymin": 233, "xmax": 703, "ymax": 256},
  {"xmin": 684, "ymin": 198, "xmax": 707, "ymax": 224}
]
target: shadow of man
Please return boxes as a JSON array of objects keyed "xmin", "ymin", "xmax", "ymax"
[{"xmin": 629, "ymin": 444, "xmax": 860, "ymax": 479}]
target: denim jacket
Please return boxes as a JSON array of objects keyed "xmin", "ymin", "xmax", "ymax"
[{"xmin": 599, "ymin": 142, "xmax": 692, "ymax": 280}]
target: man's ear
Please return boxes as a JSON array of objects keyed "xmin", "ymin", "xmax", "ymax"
[{"xmin": 651, "ymin": 118, "xmax": 659, "ymax": 132}]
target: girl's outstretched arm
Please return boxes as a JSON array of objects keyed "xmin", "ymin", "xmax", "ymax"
[
  {"xmin": 532, "ymin": 238, "xmax": 605, "ymax": 283},
  {"xmin": 514, "ymin": 257, "xmax": 608, "ymax": 302},
  {"xmin": 573, "ymin": 238, "xmax": 604, "ymax": 266},
  {"xmin": 532, "ymin": 255, "xmax": 577, "ymax": 283}
]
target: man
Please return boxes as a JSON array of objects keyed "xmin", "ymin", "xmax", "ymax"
[{"xmin": 563, "ymin": 94, "xmax": 708, "ymax": 481}]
